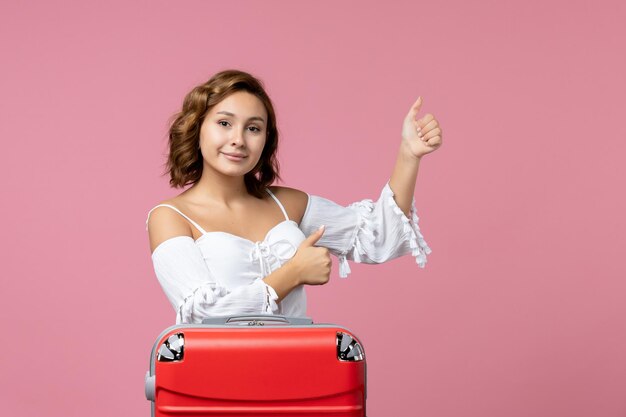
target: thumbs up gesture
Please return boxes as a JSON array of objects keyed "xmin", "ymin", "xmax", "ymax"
[
  {"xmin": 401, "ymin": 96, "xmax": 443, "ymax": 159},
  {"xmin": 287, "ymin": 225, "xmax": 332, "ymax": 286}
]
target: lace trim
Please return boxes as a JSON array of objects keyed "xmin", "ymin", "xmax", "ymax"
[
  {"xmin": 397, "ymin": 194, "xmax": 432, "ymax": 268},
  {"xmin": 173, "ymin": 279, "xmax": 279, "ymax": 324},
  {"xmin": 259, "ymin": 279, "xmax": 280, "ymax": 314},
  {"xmin": 175, "ymin": 281, "xmax": 230, "ymax": 324},
  {"xmin": 337, "ymin": 199, "xmax": 376, "ymax": 278},
  {"xmin": 337, "ymin": 182, "xmax": 431, "ymax": 278}
]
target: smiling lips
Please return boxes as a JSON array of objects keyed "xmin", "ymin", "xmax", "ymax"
[{"xmin": 222, "ymin": 152, "xmax": 247, "ymax": 161}]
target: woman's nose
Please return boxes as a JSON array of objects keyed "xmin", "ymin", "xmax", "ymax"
[{"xmin": 230, "ymin": 129, "xmax": 246, "ymax": 146}]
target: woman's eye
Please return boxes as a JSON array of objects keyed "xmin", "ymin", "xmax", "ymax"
[{"xmin": 218, "ymin": 121, "xmax": 261, "ymax": 133}]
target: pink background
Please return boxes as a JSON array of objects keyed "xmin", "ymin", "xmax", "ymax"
[{"xmin": 1, "ymin": 0, "xmax": 625, "ymax": 416}]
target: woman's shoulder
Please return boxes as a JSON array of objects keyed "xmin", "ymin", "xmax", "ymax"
[
  {"xmin": 147, "ymin": 196, "xmax": 189, "ymax": 223},
  {"xmin": 146, "ymin": 197, "xmax": 194, "ymax": 254},
  {"xmin": 268, "ymin": 185, "xmax": 310, "ymax": 224}
]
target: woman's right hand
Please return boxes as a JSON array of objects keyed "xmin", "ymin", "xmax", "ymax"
[{"xmin": 288, "ymin": 225, "xmax": 331, "ymax": 286}]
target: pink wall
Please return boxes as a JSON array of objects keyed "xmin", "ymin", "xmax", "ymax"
[{"xmin": 1, "ymin": 0, "xmax": 625, "ymax": 415}]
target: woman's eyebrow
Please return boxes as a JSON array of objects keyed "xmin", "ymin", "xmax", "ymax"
[{"xmin": 216, "ymin": 111, "xmax": 265, "ymax": 123}]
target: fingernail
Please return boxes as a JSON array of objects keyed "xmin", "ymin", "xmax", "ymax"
[{"xmin": 319, "ymin": 225, "xmax": 325, "ymax": 230}]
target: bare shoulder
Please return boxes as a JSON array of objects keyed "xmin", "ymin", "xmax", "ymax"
[
  {"xmin": 268, "ymin": 185, "xmax": 310, "ymax": 224},
  {"xmin": 146, "ymin": 198, "xmax": 193, "ymax": 254}
]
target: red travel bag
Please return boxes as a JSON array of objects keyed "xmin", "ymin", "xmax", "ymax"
[{"xmin": 145, "ymin": 315, "xmax": 367, "ymax": 416}]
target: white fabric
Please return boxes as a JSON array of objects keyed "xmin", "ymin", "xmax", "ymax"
[{"xmin": 146, "ymin": 180, "xmax": 431, "ymax": 324}]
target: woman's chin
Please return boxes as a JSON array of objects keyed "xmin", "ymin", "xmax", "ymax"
[
  {"xmin": 218, "ymin": 165, "xmax": 254, "ymax": 177},
  {"xmin": 201, "ymin": 162, "xmax": 246, "ymax": 177}
]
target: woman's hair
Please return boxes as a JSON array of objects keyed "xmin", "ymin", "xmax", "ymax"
[{"xmin": 165, "ymin": 69, "xmax": 281, "ymax": 198}]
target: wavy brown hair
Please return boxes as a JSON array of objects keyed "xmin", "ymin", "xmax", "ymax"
[{"xmin": 164, "ymin": 69, "xmax": 281, "ymax": 198}]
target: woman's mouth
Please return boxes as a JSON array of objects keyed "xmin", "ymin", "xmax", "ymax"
[{"xmin": 221, "ymin": 152, "xmax": 247, "ymax": 162}]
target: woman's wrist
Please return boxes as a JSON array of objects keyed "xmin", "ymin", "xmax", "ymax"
[
  {"xmin": 262, "ymin": 261, "xmax": 301, "ymax": 301},
  {"xmin": 283, "ymin": 260, "xmax": 302, "ymax": 286},
  {"xmin": 399, "ymin": 140, "xmax": 423, "ymax": 163}
]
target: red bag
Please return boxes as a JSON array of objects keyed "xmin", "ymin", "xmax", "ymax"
[{"xmin": 145, "ymin": 315, "xmax": 366, "ymax": 416}]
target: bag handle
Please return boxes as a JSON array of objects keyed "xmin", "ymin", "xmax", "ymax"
[{"xmin": 201, "ymin": 314, "xmax": 314, "ymax": 326}]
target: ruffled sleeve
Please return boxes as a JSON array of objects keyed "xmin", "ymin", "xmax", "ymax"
[
  {"xmin": 298, "ymin": 180, "xmax": 431, "ymax": 278},
  {"xmin": 150, "ymin": 236, "xmax": 279, "ymax": 324}
]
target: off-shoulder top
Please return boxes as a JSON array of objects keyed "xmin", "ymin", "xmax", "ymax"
[{"xmin": 146, "ymin": 180, "xmax": 431, "ymax": 324}]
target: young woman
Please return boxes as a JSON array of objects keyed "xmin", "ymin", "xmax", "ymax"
[{"xmin": 146, "ymin": 69, "xmax": 442, "ymax": 324}]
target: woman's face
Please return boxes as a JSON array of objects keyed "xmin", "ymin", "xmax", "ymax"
[{"xmin": 199, "ymin": 91, "xmax": 268, "ymax": 178}]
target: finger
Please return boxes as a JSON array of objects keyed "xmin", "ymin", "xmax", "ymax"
[
  {"xmin": 416, "ymin": 114, "xmax": 435, "ymax": 129},
  {"xmin": 421, "ymin": 127, "xmax": 442, "ymax": 141},
  {"xmin": 416, "ymin": 120, "xmax": 437, "ymax": 142},
  {"xmin": 303, "ymin": 225, "xmax": 325, "ymax": 246},
  {"xmin": 425, "ymin": 135, "xmax": 442, "ymax": 147},
  {"xmin": 408, "ymin": 96, "xmax": 423, "ymax": 120}
]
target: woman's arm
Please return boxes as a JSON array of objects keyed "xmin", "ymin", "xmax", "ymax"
[
  {"xmin": 147, "ymin": 207, "xmax": 288, "ymax": 323},
  {"xmin": 147, "ymin": 199, "xmax": 336, "ymax": 322},
  {"xmin": 150, "ymin": 236, "xmax": 282, "ymax": 323},
  {"xmin": 264, "ymin": 224, "xmax": 332, "ymax": 298},
  {"xmin": 298, "ymin": 182, "xmax": 432, "ymax": 277},
  {"xmin": 389, "ymin": 96, "xmax": 442, "ymax": 217}
]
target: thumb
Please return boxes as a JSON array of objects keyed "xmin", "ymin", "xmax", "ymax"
[
  {"xmin": 302, "ymin": 225, "xmax": 325, "ymax": 247},
  {"xmin": 408, "ymin": 96, "xmax": 423, "ymax": 120}
]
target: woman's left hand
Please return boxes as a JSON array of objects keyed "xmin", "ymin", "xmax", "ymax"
[{"xmin": 401, "ymin": 96, "xmax": 442, "ymax": 159}]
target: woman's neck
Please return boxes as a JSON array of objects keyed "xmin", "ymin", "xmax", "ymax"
[{"xmin": 185, "ymin": 166, "xmax": 251, "ymax": 207}]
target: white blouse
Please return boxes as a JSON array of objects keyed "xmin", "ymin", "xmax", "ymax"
[{"xmin": 146, "ymin": 180, "xmax": 431, "ymax": 324}]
